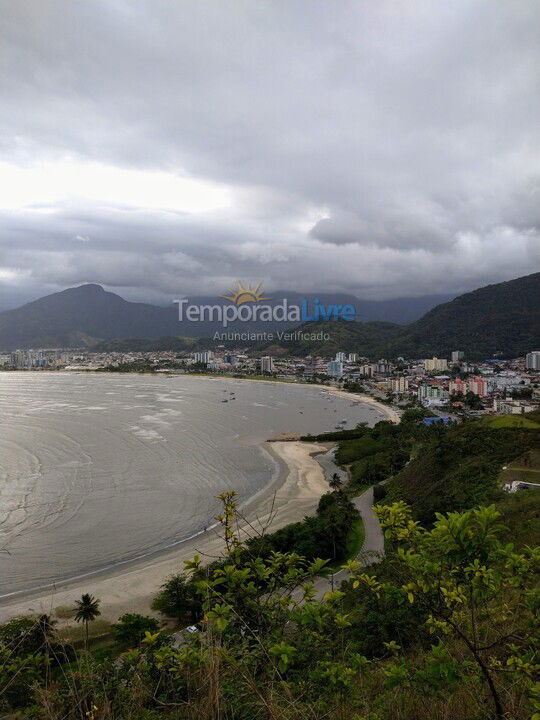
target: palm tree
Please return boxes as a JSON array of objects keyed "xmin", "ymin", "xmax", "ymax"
[
  {"xmin": 329, "ymin": 472, "xmax": 343, "ymax": 491},
  {"xmin": 74, "ymin": 593, "xmax": 101, "ymax": 649}
]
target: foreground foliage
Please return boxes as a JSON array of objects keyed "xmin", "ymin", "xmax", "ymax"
[{"xmin": 1, "ymin": 489, "xmax": 538, "ymax": 719}]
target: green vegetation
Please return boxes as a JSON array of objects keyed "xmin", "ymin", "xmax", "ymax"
[
  {"xmin": 113, "ymin": 613, "xmax": 160, "ymax": 648},
  {"xmin": 259, "ymin": 271, "xmax": 540, "ymax": 358},
  {"xmin": 385, "ymin": 416, "xmax": 540, "ymax": 523},
  {"xmin": 74, "ymin": 593, "xmax": 101, "ymax": 649},
  {"xmin": 496, "ymin": 489, "xmax": 540, "ymax": 548},
  {"xmin": 243, "ymin": 490, "xmax": 359, "ymax": 563},
  {"xmin": 1, "ymin": 413, "xmax": 539, "ymax": 719},
  {"xmin": 485, "ymin": 414, "xmax": 540, "ymax": 429},
  {"xmin": 344, "ymin": 517, "xmax": 365, "ymax": 559},
  {"xmin": 329, "ymin": 409, "xmax": 430, "ymax": 494},
  {"xmin": 93, "ymin": 336, "xmax": 210, "ymax": 352},
  {"xmin": 152, "ymin": 573, "xmax": 201, "ymax": 624}
]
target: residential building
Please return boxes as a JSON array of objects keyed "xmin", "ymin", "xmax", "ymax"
[
  {"xmin": 494, "ymin": 398, "xmax": 536, "ymax": 415},
  {"xmin": 327, "ymin": 360, "xmax": 344, "ymax": 378},
  {"xmin": 525, "ymin": 351, "xmax": 540, "ymax": 371},
  {"xmin": 449, "ymin": 376, "xmax": 489, "ymax": 397},
  {"xmin": 425, "ymin": 357, "xmax": 448, "ymax": 372},
  {"xmin": 451, "ymin": 350, "xmax": 464, "ymax": 363},
  {"xmin": 335, "ymin": 352, "xmax": 346, "ymax": 362},
  {"xmin": 347, "ymin": 353, "xmax": 358, "ymax": 363},
  {"xmin": 417, "ymin": 383, "xmax": 447, "ymax": 400},
  {"xmin": 468, "ymin": 376, "xmax": 489, "ymax": 397},
  {"xmin": 390, "ymin": 376, "xmax": 409, "ymax": 393},
  {"xmin": 194, "ymin": 351, "xmax": 214, "ymax": 365},
  {"xmin": 260, "ymin": 356, "xmax": 275, "ymax": 373}
]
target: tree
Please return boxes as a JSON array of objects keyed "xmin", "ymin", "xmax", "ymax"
[
  {"xmin": 112, "ymin": 613, "xmax": 159, "ymax": 647},
  {"xmin": 465, "ymin": 390, "xmax": 483, "ymax": 409},
  {"xmin": 74, "ymin": 593, "xmax": 101, "ymax": 649},
  {"xmin": 349, "ymin": 502, "xmax": 539, "ymax": 720},
  {"xmin": 329, "ymin": 472, "xmax": 343, "ymax": 491},
  {"xmin": 151, "ymin": 573, "xmax": 201, "ymax": 624}
]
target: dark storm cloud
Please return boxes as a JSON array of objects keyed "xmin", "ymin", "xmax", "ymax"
[{"xmin": 0, "ymin": 0, "xmax": 539, "ymax": 308}]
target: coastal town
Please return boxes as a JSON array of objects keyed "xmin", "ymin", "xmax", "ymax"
[{"xmin": 3, "ymin": 346, "xmax": 539, "ymax": 419}]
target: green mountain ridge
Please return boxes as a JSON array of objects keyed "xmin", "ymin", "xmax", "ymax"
[{"xmin": 261, "ymin": 271, "xmax": 540, "ymax": 358}]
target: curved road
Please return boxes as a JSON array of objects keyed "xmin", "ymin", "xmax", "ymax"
[
  {"xmin": 316, "ymin": 485, "xmax": 385, "ymax": 597},
  {"xmin": 312, "ymin": 449, "xmax": 385, "ymax": 597}
]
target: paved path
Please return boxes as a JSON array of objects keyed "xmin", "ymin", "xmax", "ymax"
[
  {"xmin": 315, "ymin": 485, "xmax": 385, "ymax": 597},
  {"xmin": 306, "ymin": 447, "xmax": 385, "ymax": 598}
]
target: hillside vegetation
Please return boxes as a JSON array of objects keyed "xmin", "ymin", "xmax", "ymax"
[
  {"xmin": 260, "ymin": 271, "xmax": 540, "ymax": 358},
  {"xmin": 1, "ymin": 412, "xmax": 539, "ymax": 719}
]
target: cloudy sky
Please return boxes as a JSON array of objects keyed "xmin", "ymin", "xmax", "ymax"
[{"xmin": 1, "ymin": 0, "xmax": 539, "ymax": 309}]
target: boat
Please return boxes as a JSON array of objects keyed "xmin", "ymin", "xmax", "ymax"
[{"xmin": 222, "ymin": 399, "xmax": 228, "ymax": 403}]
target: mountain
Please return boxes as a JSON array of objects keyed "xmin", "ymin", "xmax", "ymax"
[
  {"xmin": 0, "ymin": 273, "xmax": 537, "ymax": 355},
  {"xmin": 0, "ymin": 284, "xmax": 452, "ymax": 350},
  {"xmin": 391, "ymin": 272, "xmax": 540, "ymax": 357},
  {"xmin": 261, "ymin": 272, "xmax": 540, "ymax": 359},
  {"xmin": 0, "ymin": 284, "xmax": 175, "ymax": 350}
]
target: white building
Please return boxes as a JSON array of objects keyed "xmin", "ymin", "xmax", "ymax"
[
  {"xmin": 525, "ymin": 351, "xmax": 540, "ymax": 371},
  {"xmin": 335, "ymin": 352, "xmax": 346, "ymax": 362},
  {"xmin": 260, "ymin": 356, "xmax": 275, "ymax": 373},
  {"xmin": 327, "ymin": 360, "xmax": 343, "ymax": 378},
  {"xmin": 494, "ymin": 398, "xmax": 536, "ymax": 415},
  {"xmin": 194, "ymin": 351, "xmax": 214, "ymax": 365},
  {"xmin": 347, "ymin": 353, "xmax": 358, "ymax": 363},
  {"xmin": 390, "ymin": 376, "xmax": 409, "ymax": 394},
  {"xmin": 425, "ymin": 357, "xmax": 449, "ymax": 372},
  {"xmin": 451, "ymin": 350, "xmax": 464, "ymax": 364}
]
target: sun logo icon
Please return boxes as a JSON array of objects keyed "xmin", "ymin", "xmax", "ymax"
[{"xmin": 221, "ymin": 281, "xmax": 272, "ymax": 306}]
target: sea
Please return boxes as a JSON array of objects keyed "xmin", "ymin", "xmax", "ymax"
[{"xmin": 0, "ymin": 372, "xmax": 386, "ymax": 597}]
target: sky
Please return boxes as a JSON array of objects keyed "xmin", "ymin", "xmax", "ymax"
[{"xmin": 1, "ymin": 0, "xmax": 539, "ymax": 309}]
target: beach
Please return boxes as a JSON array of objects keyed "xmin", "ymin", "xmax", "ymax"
[
  {"xmin": 327, "ymin": 387, "xmax": 401, "ymax": 424},
  {"xmin": 0, "ymin": 440, "xmax": 329, "ymax": 622},
  {"xmin": 0, "ymin": 373, "xmax": 398, "ymax": 622}
]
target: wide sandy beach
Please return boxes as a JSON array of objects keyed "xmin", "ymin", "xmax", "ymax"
[{"xmin": 0, "ymin": 440, "xmax": 329, "ymax": 622}]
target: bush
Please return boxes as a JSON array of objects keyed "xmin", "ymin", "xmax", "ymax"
[
  {"xmin": 151, "ymin": 573, "xmax": 201, "ymax": 624},
  {"xmin": 246, "ymin": 491, "xmax": 359, "ymax": 562},
  {"xmin": 112, "ymin": 613, "xmax": 160, "ymax": 647}
]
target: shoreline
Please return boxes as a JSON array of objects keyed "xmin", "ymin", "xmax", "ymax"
[
  {"xmin": 174, "ymin": 373, "xmax": 400, "ymax": 424},
  {"xmin": 0, "ymin": 375, "xmax": 397, "ymax": 622},
  {"xmin": 0, "ymin": 440, "xmax": 329, "ymax": 622}
]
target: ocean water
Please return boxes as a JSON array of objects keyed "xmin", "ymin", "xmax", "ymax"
[{"xmin": 0, "ymin": 372, "xmax": 386, "ymax": 597}]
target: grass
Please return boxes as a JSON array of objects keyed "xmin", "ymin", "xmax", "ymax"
[
  {"xmin": 496, "ymin": 489, "xmax": 540, "ymax": 548},
  {"xmin": 345, "ymin": 517, "xmax": 365, "ymax": 558},
  {"xmin": 326, "ymin": 517, "xmax": 365, "ymax": 573},
  {"xmin": 58, "ymin": 618, "xmax": 113, "ymax": 647},
  {"xmin": 54, "ymin": 604, "xmax": 75, "ymax": 619},
  {"xmin": 484, "ymin": 415, "xmax": 540, "ymax": 429},
  {"xmin": 498, "ymin": 449, "xmax": 540, "ymax": 485}
]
